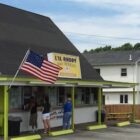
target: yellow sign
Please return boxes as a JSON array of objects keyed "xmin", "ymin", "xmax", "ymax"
[{"xmin": 48, "ymin": 53, "xmax": 81, "ymax": 78}]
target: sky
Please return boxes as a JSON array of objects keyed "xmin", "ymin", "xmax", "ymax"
[{"xmin": 1, "ymin": 0, "xmax": 140, "ymax": 52}]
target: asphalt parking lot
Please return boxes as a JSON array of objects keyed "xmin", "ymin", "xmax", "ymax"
[
  {"xmin": 1, "ymin": 123, "xmax": 140, "ymax": 140},
  {"xmin": 42, "ymin": 123, "xmax": 140, "ymax": 140}
]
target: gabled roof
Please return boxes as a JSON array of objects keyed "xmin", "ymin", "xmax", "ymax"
[
  {"xmin": 83, "ymin": 50, "xmax": 140, "ymax": 66},
  {"xmin": 0, "ymin": 3, "xmax": 103, "ymax": 81}
]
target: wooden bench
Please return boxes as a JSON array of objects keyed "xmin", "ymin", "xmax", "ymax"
[{"xmin": 106, "ymin": 112, "xmax": 132, "ymax": 121}]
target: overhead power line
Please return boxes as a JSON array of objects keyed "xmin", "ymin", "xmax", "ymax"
[{"xmin": 65, "ymin": 31, "xmax": 140, "ymax": 41}]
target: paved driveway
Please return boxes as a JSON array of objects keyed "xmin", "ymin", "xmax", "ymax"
[{"xmin": 42, "ymin": 124, "xmax": 140, "ymax": 140}]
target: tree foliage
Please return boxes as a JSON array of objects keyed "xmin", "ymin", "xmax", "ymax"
[
  {"xmin": 134, "ymin": 43, "xmax": 140, "ymax": 50},
  {"xmin": 83, "ymin": 42, "xmax": 140, "ymax": 53}
]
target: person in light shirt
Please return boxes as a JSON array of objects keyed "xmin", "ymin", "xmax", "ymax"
[{"xmin": 42, "ymin": 96, "xmax": 51, "ymax": 134}]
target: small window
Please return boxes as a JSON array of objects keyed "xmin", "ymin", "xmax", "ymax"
[
  {"xmin": 125, "ymin": 95, "xmax": 128, "ymax": 103},
  {"xmin": 120, "ymin": 94, "xmax": 128, "ymax": 103},
  {"xmin": 95, "ymin": 69, "xmax": 100, "ymax": 75},
  {"xmin": 120, "ymin": 95, "xmax": 123, "ymax": 103},
  {"xmin": 121, "ymin": 68, "xmax": 127, "ymax": 76},
  {"xmin": 85, "ymin": 88, "xmax": 90, "ymax": 104}
]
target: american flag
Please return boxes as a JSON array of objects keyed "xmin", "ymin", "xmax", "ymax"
[{"xmin": 20, "ymin": 50, "xmax": 62, "ymax": 84}]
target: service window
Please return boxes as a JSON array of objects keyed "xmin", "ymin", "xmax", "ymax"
[
  {"xmin": 85, "ymin": 88, "xmax": 90, "ymax": 104},
  {"xmin": 9, "ymin": 86, "xmax": 23, "ymax": 110},
  {"xmin": 92, "ymin": 88, "xmax": 98, "ymax": 105},
  {"xmin": 23, "ymin": 86, "xmax": 46, "ymax": 107},
  {"xmin": 75, "ymin": 87, "xmax": 98, "ymax": 106},
  {"xmin": 9, "ymin": 86, "xmax": 47, "ymax": 111},
  {"xmin": 57, "ymin": 87, "xmax": 65, "ymax": 106},
  {"xmin": 48, "ymin": 87, "xmax": 57, "ymax": 107},
  {"xmin": 23, "ymin": 86, "xmax": 32, "ymax": 106}
]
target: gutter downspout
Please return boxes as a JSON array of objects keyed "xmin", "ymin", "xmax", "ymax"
[
  {"xmin": 132, "ymin": 87, "xmax": 136, "ymax": 122},
  {"xmin": 98, "ymin": 87, "xmax": 102, "ymax": 125},
  {"xmin": 135, "ymin": 59, "xmax": 140, "ymax": 104}
]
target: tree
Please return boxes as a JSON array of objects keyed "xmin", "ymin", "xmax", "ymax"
[
  {"xmin": 83, "ymin": 49, "xmax": 88, "ymax": 53},
  {"xmin": 83, "ymin": 42, "xmax": 140, "ymax": 53},
  {"xmin": 120, "ymin": 43, "xmax": 133, "ymax": 50},
  {"xmin": 89, "ymin": 49, "xmax": 94, "ymax": 53},
  {"xmin": 102, "ymin": 45, "xmax": 112, "ymax": 51},
  {"xmin": 134, "ymin": 43, "xmax": 140, "ymax": 50},
  {"xmin": 94, "ymin": 47, "xmax": 103, "ymax": 52}
]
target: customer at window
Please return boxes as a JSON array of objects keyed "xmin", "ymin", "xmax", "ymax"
[
  {"xmin": 42, "ymin": 96, "xmax": 51, "ymax": 134},
  {"xmin": 29, "ymin": 96, "xmax": 38, "ymax": 133},
  {"xmin": 63, "ymin": 97, "xmax": 72, "ymax": 129}
]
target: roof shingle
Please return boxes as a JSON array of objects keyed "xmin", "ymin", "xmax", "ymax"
[{"xmin": 0, "ymin": 3, "xmax": 103, "ymax": 81}]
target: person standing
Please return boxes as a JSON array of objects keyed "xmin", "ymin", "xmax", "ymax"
[
  {"xmin": 29, "ymin": 96, "xmax": 38, "ymax": 133},
  {"xmin": 42, "ymin": 96, "xmax": 51, "ymax": 134},
  {"xmin": 63, "ymin": 97, "xmax": 72, "ymax": 129}
]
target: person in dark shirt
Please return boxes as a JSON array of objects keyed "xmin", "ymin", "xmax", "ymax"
[
  {"xmin": 42, "ymin": 96, "xmax": 51, "ymax": 134},
  {"xmin": 29, "ymin": 96, "xmax": 38, "ymax": 133},
  {"xmin": 63, "ymin": 98, "xmax": 72, "ymax": 129}
]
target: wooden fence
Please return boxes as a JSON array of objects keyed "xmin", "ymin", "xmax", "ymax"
[{"xmin": 104, "ymin": 105, "xmax": 140, "ymax": 121}]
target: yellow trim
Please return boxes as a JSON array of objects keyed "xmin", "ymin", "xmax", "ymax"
[
  {"xmin": 50, "ymin": 129, "xmax": 74, "ymax": 136},
  {"xmin": 71, "ymin": 87, "xmax": 75, "ymax": 130},
  {"xmin": 10, "ymin": 134, "xmax": 41, "ymax": 140},
  {"xmin": 4, "ymin": 86, "xmax": 8, "ymax": 140},
  {"xmin": 87, "ymin": 124, "xmax": 107, "ymax": 130},
  {"xmin": 0, "ymin": 77, "xmax": 8, "ymax": 80},
  {"xmin": 0, "ymin": 76, "xmax": 136, "ymax": 87},
  {"xmin": 116, "ymin": 121, "xmax": 130, "ymax": 127}
]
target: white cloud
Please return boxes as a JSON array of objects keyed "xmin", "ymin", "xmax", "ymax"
[
  {"xmin": 49, "ymin": 13, "xmax": 140, "ymax": 37},
  {"xmin": 54, "ymin": 19, "xmax": 139, "ymax": 52},
  {"xmin": 58, "ymin": 0, "xmax": 140, "ymax": 6},
  {"xmin": 42, "ymin": 1, "xmax": 140, "ymax": 52},
  {"xmin": 58, "ymin": 0, "xmax": 140, "ymax": 14}
]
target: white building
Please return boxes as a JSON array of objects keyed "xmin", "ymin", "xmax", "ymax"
[{"xmin": 84, "ymin": 51, "xmax": 140, "ymax": 105}]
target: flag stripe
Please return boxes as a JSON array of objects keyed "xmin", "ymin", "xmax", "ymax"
[
  {"xmin": 43, "ymin": 60, "xmax": 61, "ymax": 72},
  {"xmin": 23, "ymin": 62, "xmax": 59, "ymax": 77},
  {"xmin": 21, "ymin": 68, "xmax": 54, "ymax": 84},
  {"xmin": 21, "ymin": 63, "xmax": 57, "ymax": 80},
  {"xmin": 44, "ymin": 60, "xmax": 62, "ymax": 69}
]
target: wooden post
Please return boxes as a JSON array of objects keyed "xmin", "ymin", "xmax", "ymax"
[
  {"xmin": 98, "ymin": 87, "xmax": 102, "ymax": 125},
  {"xmin": 71, "ymin": 87, "xmax": 75, "ymax": 130},
  {"xmin": 4, "ymin": 86, "xmax": 9, "ymax": 140}
]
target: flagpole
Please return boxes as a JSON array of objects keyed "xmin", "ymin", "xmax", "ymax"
[{"xmin": 8, "ymin": 49, "xmax": 30, "ymax": 90}]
